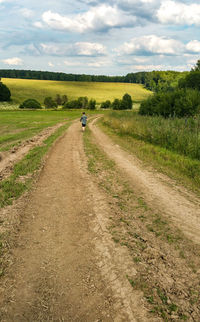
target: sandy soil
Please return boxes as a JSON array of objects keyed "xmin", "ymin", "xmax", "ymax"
[
  {"xmin": 0, "ymin": 121, "xmax": 153, "ymax": 321},
  {"xmin": 89, "ymin": 119, "xmax": 200, "ymax": 245}
]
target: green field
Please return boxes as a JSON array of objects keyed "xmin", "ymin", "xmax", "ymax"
[
  {"xmin": 0, "ymin": 110, "xmax": 81, "ymax": 151},
  {"xmin": 2, "ymin": 78, "xmax": 152, "ymax": 105}
]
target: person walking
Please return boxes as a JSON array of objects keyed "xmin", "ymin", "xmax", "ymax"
[{"xmin": 80, "ymin": 112, "xmax": 87, "ymax": 132}]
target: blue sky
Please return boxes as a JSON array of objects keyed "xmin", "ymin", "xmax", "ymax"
[{"xmin": 0, "ymin": 0, "xmax": 200, "ymax": 75}]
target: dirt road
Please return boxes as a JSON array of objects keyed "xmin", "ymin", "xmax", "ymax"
[
  {"xmin": 0, "ymin": 120, "xmax": 151, "ymax": 322},
  {"xmin": 0, "ymin": 118, "xmax": 200, "ymax": 321}
]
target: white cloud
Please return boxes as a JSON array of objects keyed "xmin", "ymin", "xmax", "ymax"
[
  {"xmin": 42, "ymin": 4, "xmax": 135, "ymax": 33},
  {"xmin": 186, "ymin": 40, "xmax": 200, "ymax": 53},
  {"xmin": 132, "ymin": 63, "xmax": 186, "ymax": 71},
  {"xmin": 48, "ymin": 62, "xmax": 54, "ymax": 67},
  {"xmin": 134, "ymin": 64, "xmax": 163, "ymax": 70},
  {"xmin": 2, "ymin": 57, "xmax": 23, "ymax": 65},
  {"xmin": 20, "ymin": 8, "xmax": 34, "ymax": 18},
  {"xmin": 157, "ymin": 1, "xmax": 200, "ymax": 25},
  {"xmin": 64, "ymin": 60, "xmax": 82, "ymax": 66},
  {"xmin": 39, "ymin": 42, "xmax": 106, "ymax": 56},
  {"xmin": 117, "ymin": 35, "xmax": 183, "ymax": 55},
  {"xmin": 33, "ymin": 21, "xmax": 43, "ymax": 28}
]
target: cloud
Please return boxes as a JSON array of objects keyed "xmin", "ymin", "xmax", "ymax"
[
  {"xmin": 157, "ymin": 1, "xmax": 200, "ymax": 25},
  {"xmin": 48, "ymin": 61, "xmax": 54, "ymax": 67},
  {"xmin": 132, "ymin": 63, "xmax": 186, "ymax": 71},
  {"xmin": 33, "ymin": 21, "xmax": 43, "ymax": 28},
  {"xmin": 117, "ymin": 35, "xmax": 184, "ymax": 56},
  {"xmin": 2, "ymin": 57, "xmax": 23, "ymax": 65},
  {"xmin": 38, "ymin": 42, "xmax": 107, "ymax": 56},
  {"xmin": 42, "ymin": 4, "xmax": 136, "ymax": 33},
  {"xmin": 186, "ymin": 40, "xmax": 200, "ymax": 53},
  {"xmin": 20, "ymin": 8, "xmax": 34, "ymax": 18}
]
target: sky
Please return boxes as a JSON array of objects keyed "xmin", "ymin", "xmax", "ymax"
[{"xmin": 0, "ymin": 0, "xmax": 200, "ymax": 75}]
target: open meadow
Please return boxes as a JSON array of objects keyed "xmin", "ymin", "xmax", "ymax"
[
  {"xmin": 2, "ymin": 78, "xmax": 152, "ymax": 106},
  {"xmin": 0, "ymin": 110, "xmax": 83, "ymax": 151}
]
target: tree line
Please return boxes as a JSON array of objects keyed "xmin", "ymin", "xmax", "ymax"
[
  {"xmin": 139, "ymin": 60, "xmax": 200, "ymax": 117},
  {"xmin": 0, "ymin": 69, "xmax": 188, "ymax": 92}
]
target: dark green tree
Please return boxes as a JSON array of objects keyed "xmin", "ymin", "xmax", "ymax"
[
  {"xmin": 88, "ymin": 99, "xmax": 96, "ymax": 110},
  {"xmin": 44, "ymin": 97, "xmax": 57, "ymax": 109},
  {"xmin": 100, "ymin": 100, "xmax": 111, "ymax": 109},
  {"xmin": 62, "ymin": 95, "xmax": 68, "ymax": 105},
  {"xmin": 121, "ymin": 93, "xmax": 133, "ymax": 109},
  {"xmin": 0, "ymin": 81, "xmax": 11, "ymax": 101},
  {"xmin": 112, "ymin": 99, "xmax": 121, "ymax": 110},
  {"xmin": 55, "ymin": 94, "xmax": 62, "ymax": 105},
  {"xmin": 19, "ymin": 99, "xmax": 41, "ymax": 109}
]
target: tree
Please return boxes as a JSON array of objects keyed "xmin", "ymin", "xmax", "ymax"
[
  {"xmin": 0, "ymin": 81, "xmax": 11, "ymax": 101},
  {"xmin": 19, "ymin": 99, "xmax": 41, "ymax": 109},
  {"xmin": 62, "ymin": 95, "xmax": 68, "ymax": 105},
  {"xmin": 112, "ymin": 99, "xmax": 121, "ymax": 110},
  {"xmin": 44, "ymin": 97, "xmax": 57, "ymax": 109},
  {"xmin": 88, "ymin": 99, "xmax": 96, "ymax": 110},
  {"xmin": 100, "ymin": 100, "xmax": 111, "ymax": 109},
  {"xmin": 121, "ymin": 93, "xmax": 133, "ymax": 109},
  {"xmin": 55, "ymin": 94, "xmax": 62, "ymax": 105},
  {"xmin": 192, "ymin": 59, "xmax": 200, "ymax": 72},
  {"xmin": 77, "ymin": 96, "xmax": 89, "ymax": 108}
]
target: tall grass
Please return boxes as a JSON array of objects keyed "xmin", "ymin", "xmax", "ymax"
[{"xmin": 103, "ymin": 111, "xmax": 200, "ymax": 160}]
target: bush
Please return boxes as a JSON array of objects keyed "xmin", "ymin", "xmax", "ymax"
[
  {"xmin": 63, "ymin": 100, "xmax": 79, "ymax": 109},
  {"xmin": 88, "ymin": 99, "xmax": 96, "ymax": 110},
  {"xmin": 77, "ymin": 96, "xmax": 89, "ymax": 108},
  {"xmin": 19, "ymin": 99, "xmax": 41, "ymax": 109},
  {"xmin": 112, "ymin": 99, "xmax": 122, "ymax": 110},
  {"xmin": 100, "ymin": 100, "xmax": 111, "ymax": 109},
  {"xmin": 139, "ymin": 89, "xmax": 200, "ymax": 117},
  {"xmin": 121, "ymin": 93, "xmax": 133, "ymax": 110},
  {"xmin": 44, "ymin": 97, "xmax": 57, "ymax": 109},
  {"xmin": 0, "ymin": 82, "xmax": 11, "ymax": 101}
]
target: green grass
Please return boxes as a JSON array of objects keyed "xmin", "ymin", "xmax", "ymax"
[
  {"xmin": 0, "ymin": 110, "xmax": 82, "ymax": 151},
  {"xmin": 2, "ymin": 78, "xmax": 152, "ymax": 105},
  {"xmin": 101, "ymin": 112, "xmax": 200, "ymax": 193}
]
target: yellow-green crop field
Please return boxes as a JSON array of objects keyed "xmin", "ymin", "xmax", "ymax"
[{"xmin": 2, "ymin": 78, "xmax": 152, "ymax": 105}]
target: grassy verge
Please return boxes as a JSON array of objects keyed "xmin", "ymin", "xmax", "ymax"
[
  {"xmin": 99, "ymin": 116, "xmax": 200, "ymax": 195},
  {"xmin": 83, "ymin": 126, "xmax": 200, "ymax": 320},
  {"xmin": 0, "ymin": 122, "xmax": 71, "ymax": 208}
]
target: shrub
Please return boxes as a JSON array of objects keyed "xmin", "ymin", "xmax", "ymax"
[
  {"xmin": 44, "ymin": 97, "xmax": 57, "ymax": 109},
  {"xmin": 63, "ymin": 100, "xmax": 78, "ymax": 109},
  {"xmin": 139, "ymin": 89, "xmax": 200, "ymax": 118},
  {"xmin": 19, "ymin": 99, "xmax": 41, "ymax": 109},
  {"xmin": 88, "ymin": 99, "xmax": 96, "ymax": 110},
  {"xmin": 77, "ymin": 96, "xmax": 89, "ymax": 108},
  {"xmin": 0, "ymin": 82, "xmax": 11, "ymax": 101},
  {"xmin": 112, "ymin": 99, "xmax": 122, "ymax": 110},
  {"xmin": 121, "ymin": 93, "xmax": 133, "ymax": 110},
  {"xmin": 101, "ymin": 100, "xmax": 111, "ymax": 109}
]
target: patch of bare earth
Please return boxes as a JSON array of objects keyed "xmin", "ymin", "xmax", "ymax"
[
  {"xmin": 0, "ymin": 121, "xmax": 153, "ymax": 321},
  {"xmin": 0, "ymin": 123, "xmax": 65, "ymax": 181}
]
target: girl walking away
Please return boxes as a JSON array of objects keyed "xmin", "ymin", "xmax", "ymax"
[{"xmin": 80, "ymin": 112, "xmax": 87, "ymax": 132}]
